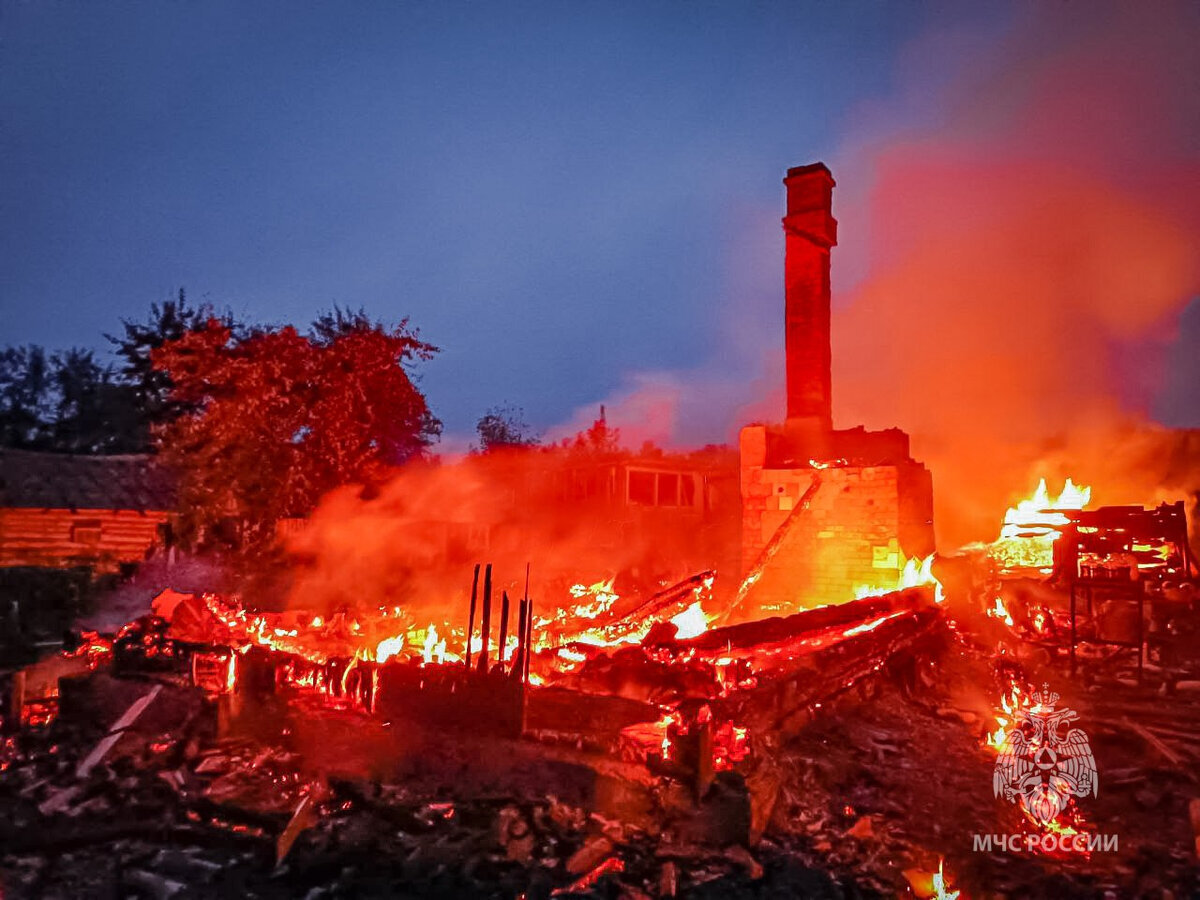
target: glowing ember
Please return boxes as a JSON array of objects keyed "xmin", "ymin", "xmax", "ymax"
[
  {"xmin": 712, "ymin": 720, "xmax": 750, "ymax": 771},
  {"xmin": 68, "ymin": 631, "xmax": 113, "ymax": 668},
  {"xmin": 669, "ymin": 601, "xmax": 711, "ymax": 639}
]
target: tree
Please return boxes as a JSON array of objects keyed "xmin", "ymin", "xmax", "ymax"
[
  {"xmin": 152, "ymin": 313, "xmax": 439, "ymax": 548},
  {"xmin": 566, "ymin": 406, "xmax": 621, "ymax": 456},
  {"xmin": 49, "ymin": 348, "xmax": 141, "ymax": 454},
  {"xmin": 0, "ymin": 345, "xmax": 53, "ymax": 449},
  {"xmin": 106, "ymin": 288, "xmax": 221, "ymax": 450},
  {"xmin": 474, "ymin": 403, "xmax": 540, "ymax": 453},
  {"xmin": 0, "ymin": 345, "xmax": 140, "ymax": 453}
]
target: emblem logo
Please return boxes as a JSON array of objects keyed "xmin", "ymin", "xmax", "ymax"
[{"xmin": 992, "ymin": 684, "xmax": 1097, "ymax": 826}]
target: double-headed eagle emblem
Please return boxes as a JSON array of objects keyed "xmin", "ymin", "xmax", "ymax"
[{"xmin": 993, "ymin": 685, "xmax": 1098, "ymax": 826}]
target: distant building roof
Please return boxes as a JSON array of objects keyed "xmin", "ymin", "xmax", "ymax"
[{"xmin": 0, "ymin": 449, "xmax": 176, "ymax": 511}]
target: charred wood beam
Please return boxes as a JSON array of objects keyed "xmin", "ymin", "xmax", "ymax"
[
  {"xmin": 682, "ymin": 587, "xmax": 932, "ymax": 654},
  {"xmin": 607, "ymin": 571, "xmax": 715, "ymax": 629},
  {"xmin": 498, "ymin": 590, "xmax": 510, "ymax": 675},
  {"xmin": 478, "ymin": 564, "xmax": 493, "ymax": 675},
  {"xmin": 465, "ymin": 563, "xmax": 480, "ymax": 669},
  {"xmin": 524, "ymin": 595, "xmax": 533, "ymax": 684},
  {"xmin": 719, "ymin": 606, "xmax": 944, "ymax": 738},
  {"xmin": 514, "ymin": 596, "xmax": 529, "ymax": 682}
]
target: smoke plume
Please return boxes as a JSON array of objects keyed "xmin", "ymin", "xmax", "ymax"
[{"xmin": 831, "ymin": 1, "xmax": 1200, "ymax": 545}]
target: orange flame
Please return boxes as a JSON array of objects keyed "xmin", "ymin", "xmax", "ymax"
[
  {"xmin": 854, "ymin": 553, "xmax": 940, "ymax": 601},
  {"xmin": 986, "ymin": 596, "xmax": 1014, "ymax": 628},
  {"xmin": 985, "ymin": 681, "xmax": 1026, "ymax": 752},
  {"xmin": 421, "ymin": 624, "xmax": 447, "ymax": 664},
  {"xmin": 932, "ymin": 858, "xmax": 960, "ymax": 900},
  {"xmin": 991, "ymin": 478, "xmax": 1091, "ymax": 571}
]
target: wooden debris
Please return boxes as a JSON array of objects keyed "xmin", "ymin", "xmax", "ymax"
[
  {"xmin": 553, "ymin": 856, "xmax": 624, "ymax": 896},
  {"xmin": 77, "ymin": 684, "xmax": 162, "ymax": 777},
  {"xmin": 724, "ymin": 844, "xmax": 764, "ymax": 879},
  {"xmin": 567, "ymin": 835, "xmax": 615, "ymax": 875},
  {"xmin": 657, "ymin": 860, "xmax": 678, "ymax": 896},
  {"xmin": 276, "ymin": 793, "xmax": 319, "ymax": 866},
  {"xmin": 1121, "ymin": 715, "xmax": 1191, "ymax": 774}
]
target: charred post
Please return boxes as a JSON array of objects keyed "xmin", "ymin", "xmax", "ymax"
[
  {"xmin": 478, "ymin": 564, "xmax": 493, "ymax": 675},
  {"xmin": 466, "ymin": 563, "xmax": 480, "ymax": 669},
  {"xmin": 514, "ymin": 596, "xmax": 528, "ymax": 681},
  {"xmin": 498, "ymin": 590, "xmax": 510, "ymax": 674}
]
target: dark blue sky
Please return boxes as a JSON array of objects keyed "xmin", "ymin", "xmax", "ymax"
[{"xmin": 2, "ymin": 1, "xmax": 1195, "ymax": 449}]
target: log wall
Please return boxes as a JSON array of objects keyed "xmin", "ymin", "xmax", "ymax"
[{"xmin": 0, "ymin": 507, "xmax": 170, "ymax": 573}]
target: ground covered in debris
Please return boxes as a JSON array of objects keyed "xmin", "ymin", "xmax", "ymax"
[
  {"xmin": 0, "ymin": 673, "xmax": 869, "ymax": 899},
  {"xmin": 3, "ymin": 614, "xmax": 1199, "ymax": 898},
  {"xmin": 765, "ymin": 636, "xmax": 1200, "ymax": 898}
]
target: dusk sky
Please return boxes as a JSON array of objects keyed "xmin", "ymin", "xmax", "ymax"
[{"xmin": 2, "ymin": 1, "xmax": 1197, "ymax": 455}]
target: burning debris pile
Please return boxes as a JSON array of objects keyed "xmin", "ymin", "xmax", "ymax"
[
  {"xmin": 4, "ymin": 499, "xmax": 1200, "ymax": 899},
  {"xmin": 1, "ymin": 566, "xmax": 949, "ymax": 898},
  {"xmin": 10, "ymin": 496, "xmax": 1194, "ymax": 898}
]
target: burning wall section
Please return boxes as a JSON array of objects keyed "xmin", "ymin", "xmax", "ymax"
[{"xmin": 739, "ymin": 438, "xmax": 934, "ymax": 614}]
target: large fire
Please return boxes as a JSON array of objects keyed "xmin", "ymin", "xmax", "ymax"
[{"xmin": 990, "ymin": 478, "xmax": 1092, "ymax": 572}]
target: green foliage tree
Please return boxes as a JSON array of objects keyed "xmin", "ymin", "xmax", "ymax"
[
  {"xmin": 49, "ymin": 348, "xmax": 142, "ymax": 454},
  {"xmin": 0, "ymin": 345, "xmax": 53, "ymax": 448},
  {"xmin": 152, "ymin": 312, "xmax": 440, "ymax": 548},
  {"xmin": 474, "ymin": 403, "xmax": 540, "ymax": 453},
  {"xmin": 0, "ymin": 345, "xmax": 141, "ymax": 453}
]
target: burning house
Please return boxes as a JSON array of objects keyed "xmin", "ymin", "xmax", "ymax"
[
  {"xmin": 736, "ymin": 164, "xmax": 934, "ymax": 618},
  {"xmin": 2, "ymin": 165, "xmax": 1199, "ymax": 900}
]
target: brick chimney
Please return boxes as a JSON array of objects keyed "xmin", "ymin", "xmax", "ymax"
[{"xmin": 782, "ymin": 163, "xmax": 837, "ymax": 434}]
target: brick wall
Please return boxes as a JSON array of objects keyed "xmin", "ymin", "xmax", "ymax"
[{"xmin": 739, "ymin": 425, "xmax": 933, "ymax": 615}]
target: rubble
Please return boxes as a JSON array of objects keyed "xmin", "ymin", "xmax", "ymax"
[{"xmin": 1, "ymin": 520, "xmax": 1196, "ymax": 898}]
